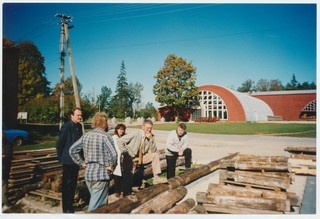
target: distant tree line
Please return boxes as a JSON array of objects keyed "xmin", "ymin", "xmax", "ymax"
[
  {"xmin": 3, "ymin": 37, "xmax": 315, "ymax": 124},
  {"xmin": 237, "ymin": 74, "xmax": 316, "ymax": 93}
]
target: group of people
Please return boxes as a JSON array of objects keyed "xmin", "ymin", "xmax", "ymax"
[{"xmin": 56, "ymin": 108, "xmax": 192, "ymax": 213}]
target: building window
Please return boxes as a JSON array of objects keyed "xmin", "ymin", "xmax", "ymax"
[
  {"xmin": 198, "ymin": 90, "xmax": 228, "ymax": 120},
  {"xmin": 300, "ymin": 100, "xmax": 316, "ymax": 119}
]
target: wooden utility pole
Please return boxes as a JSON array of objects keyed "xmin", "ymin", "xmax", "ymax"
[
  {"xmin": 56, "ymin": 14, "xmax": 67, "ymax": 129},
  {"xmin": 64, "ymin": 22, "xmax": 81, "ymax": 108},
  {"xmin": 56, "ymin": 14, "xmax": 81, "ymax": 129}
]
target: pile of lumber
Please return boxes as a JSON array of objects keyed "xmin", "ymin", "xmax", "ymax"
[
  {"xmin": 196, "ymin": 154, "xmax": 298, "ymax": 214},
  {"xmin": 92, "ymin": 153, "xmax": 238, "ymax": 214},
  {"xmin": 285, "ymin": 146, "xmax": 316, "ymax": 176},
  {"xmin": 8, "ymin": 148, "xmax": 62, "ymax": 201}
]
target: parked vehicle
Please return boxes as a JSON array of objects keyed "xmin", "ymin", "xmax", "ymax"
[{"xmin": 3, "ymin": 127, "xmax": 29, "ymax": 146}]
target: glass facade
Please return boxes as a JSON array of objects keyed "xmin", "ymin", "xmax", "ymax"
[{"xmin": 196, "ymin": 90, "xmax": 228, "ymax": 120}]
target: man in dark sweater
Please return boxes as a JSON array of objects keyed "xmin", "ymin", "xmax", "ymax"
[{"xmin": 56, "ymin": 107, "xmax": 83, "ymax": 213}]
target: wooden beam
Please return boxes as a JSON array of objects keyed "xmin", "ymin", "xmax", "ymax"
[{"xmin": 131, "ymin": 186, "xmax": 187, "ymax": 213}]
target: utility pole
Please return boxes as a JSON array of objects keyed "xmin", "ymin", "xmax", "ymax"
[{"xmin": 56, "ymin": 14, "xmax": 81, "ymax": 129}]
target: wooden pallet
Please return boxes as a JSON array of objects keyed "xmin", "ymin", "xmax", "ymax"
[{"xmin": 27, "ymin": 189, "xmax": 62, "ymax": 204}]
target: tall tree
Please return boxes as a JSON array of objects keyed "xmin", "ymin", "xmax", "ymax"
[
  {"xmin": 237, "ymin": 79, "xmax": 255, "ymax": 92},
  {"xmin": 110, "ymin": 61, "xmax": 132, "ymax": 118},
  {"xmin": 153, "ymin": 54, "xmax": 198, "ymax": 120},
  {"xmin": 285, "ymin": 74, "xmax": 299, "ymax": 90},
  {"xmin": 52, "ymin": 76, "xmax": 82, "ymax": 96},
  {"xmin": 269, "ymin": 79, "xmax": 283, "ymax": 91},
  {"xmin": 17, "ymin": 41, "xmax": 51, "ymax": 109},
  {"xmin": 256, "ymin": 79, "xmax": 269, "ymax": 91},
  {"xmin": 97, "ymin": 86, "xmax": 112, "ymax": 112},
  {"xmin": 129, "ymin": 82, "xmax": 144, "ymax": 117}
]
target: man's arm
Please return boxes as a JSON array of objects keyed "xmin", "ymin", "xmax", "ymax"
[{"xmin": 69, "ymin": 137, "xmax": 84, "ymax": 166}]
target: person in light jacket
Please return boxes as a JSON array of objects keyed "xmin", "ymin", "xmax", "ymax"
[
  {"xmin": 165, "ymin": 123, "xmax": 192, "ymax": 179},
  {"xmin": 117, "ymin": 119, "xmax": 167, "ymax": 196}
]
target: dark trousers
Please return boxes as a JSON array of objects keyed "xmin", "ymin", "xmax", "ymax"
[
  {"xmin": 166, "ymin": 148, "xmax": 192, "ymax": 179},
  {"xmin": 122, "ymin": 153, "xmax": 134, "ymax": 197},
  {"xmin": 62, "ymin": 164, "xmax": 79, "ymax": 213},
  {"xmin": 113, "ymin": 175, "xmax": 123, "ymax": 195}
]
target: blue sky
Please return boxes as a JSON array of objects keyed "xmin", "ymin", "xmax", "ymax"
[{"xmin": 2, "ymin": 2, "xmax": 317, "ymax": 107}]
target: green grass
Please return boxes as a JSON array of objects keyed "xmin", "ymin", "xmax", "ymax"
[
  {"xmin": 15, "ymin": 122, "xmax": 316, "ymax": 151},
  {"xmin": 151, "ymin": 122, "xmax": 316, "ymax": 138}
]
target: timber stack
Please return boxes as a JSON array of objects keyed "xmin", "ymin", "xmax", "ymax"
[
  {"xmin": 285, "ymin": 146, "xmax": 316, "ymax": 176},
  {"xmin": 196, "ymin": 154, "xmax": 298, "ymax": 214}
]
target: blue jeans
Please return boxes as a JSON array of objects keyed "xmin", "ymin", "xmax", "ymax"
[{"xmin": 86, "ymin": 180, "xmax": 109, "ymax": 212}]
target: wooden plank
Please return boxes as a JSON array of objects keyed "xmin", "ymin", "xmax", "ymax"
[
  {"xmin": 289, "ymin": 154, "xmax": 316, "ymax": 161},
  {"xmin": 284, "ymin": 146, "xmax": 316, "ymax": 154},
  {"xmin": 28, "ymin": 189, "xmax": 62, "ymax": 202},
  {"xmin": 207, "ymin": 183, "xmax": 288, "ymax": 199},
  {"xmin": 222, "ymin": 180, "xmax": 282, "ymax": 191},
  {"xmin": 289, "ymin": 167, "xmax": 316, "ymax": 176},
  {"xmin": 202, "ymin": 203, "xmax": 283, "ymax": 214},
  {"xmin": 220, "ymin": 160, "xmax": 289, "ymax": 172},
  {"xmin": 203, "ymin": 194, "xmax": 290, "ymax": 212},
  {"xmin": 237, "ymin": 154, "xmax": 288, "ymax": 162},
  {"xmin": 219, "ymin": 170, "xmax": 291, "ymax": 190}
]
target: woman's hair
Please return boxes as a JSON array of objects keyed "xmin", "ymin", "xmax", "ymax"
[
  {"xmin": 92, "ymin": 112, "xmax": 108, "ymax": 130},
  {"xmin": 114, "ymin": 123, "xmax": 126, "ymax": 136}
]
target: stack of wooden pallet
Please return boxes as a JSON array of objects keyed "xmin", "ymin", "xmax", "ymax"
[
  {"xmin": 196, "ymin": 154, "xmax": 298, "ymax": 214},
  {"xmin": 285, "ymin": 146, "xmax": 316, "ymax": 176},
  {"xmin": 8, "ymin": 148, "xmax": 62, "ymax": 201}
]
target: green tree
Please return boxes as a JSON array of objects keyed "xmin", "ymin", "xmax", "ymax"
[
  {"xmin": 237, "ymin": 79, "xmax": 255, "ymax": 92},
  {"xmin": 129, "ymin": 82, "xmax": 144, "ymax": 117},
  {"xmin": 285, "ymin": 74, "xmax": 299, "ymax": 90},
  {"xmin": 97, "ymin": 86, "xmax": 112, "ymax": 112},
  {"xmin": 109, "ymin": 61, "xmax": 132, "ymax": 118},
  {"xmin": 256, "ymin": 79, "xmax": 269, "ymax": 91},
  {"xmin": 269, "ymin": 79, "xmax": 283, "ymax": 91},
  {"xmin": 52, "ymin": 76, "xmax": 82, "ymax": 96},
  {"xmin": 136, "ymin": 102, "xmax": 158, "ymax": 119},
  {"xmin": 153, "ymin": 54, "xmax": 198, "ymax": 120},
  {"xmin": 17, "ymin": 41, "xmax": 51, "ymax": 109}
]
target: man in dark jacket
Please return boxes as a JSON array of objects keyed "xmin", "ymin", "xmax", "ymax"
[{"xmin": 56, "ymin": 107, "xmax": 83, "ymax": 213}]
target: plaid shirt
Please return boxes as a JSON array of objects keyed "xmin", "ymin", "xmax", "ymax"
[{"xmin": 69, "ymin": 128, "xmax": 117, "ymax": 182}]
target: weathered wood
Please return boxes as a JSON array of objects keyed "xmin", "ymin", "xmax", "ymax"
[
  {"xmin": 236, "ymin": 154, "xmax": 289, "ymax": 162},
  {"xmin": 222, "ymin": 180, "xmax": 282, "ymax": 191},
  {"xmin": 289, "ymin": 167, "xmax": 316, "ymax": 176},
  {"xmin": 287, "ymin": 192, "xmax": 300, "ymax": 207},
  {"xmin": 92, "ymin": 183, "xmax": 170, "ymax": 213},
  {"xmin": 219, "ymin": 169, "xmax": 291, "ymax": 190},
  {"xmin": 202, "ymin": 203, "xmax": 283, "ymax": 214},
  {"xmin": 93, "ymin": 153, "xmax": 239, "ymax": 213},
  {"xmin": 131, "ymin": 186, "xmax": 187, "ymax": 213},
  {"xmin": 168, "ymin": 152, "xmax": 239, "ymax": 189},
  {"xmin": 189, "ymin": 204, "xmax": 207, "ymax": 214},
  {"xmin": 207, "ymin": 184, "xmax": 288, "ymax": 199},
  {"xmin": 288, "ymin": 158, "xmax": 316, "ymax": 175},
  {"xmin": 289, "ymin": 154, "xmax": 316, "ymax": 161},
  {"xmin": 220, "ymin": 154, "xmax": 289, "ymax": 172},
  {"xmin": 220, "ymin": 160, "xmax": 289, "ymax": 172},
  {"xmin": 165, "ymin": 198, "xmax": 196, "ymax": 214},
  {"xmin": 199, "ymin": 193, "xmax": 290, "ymax": 212},
  {"xmin": 284, "ymin": 146, "xmax": 316, "ymax": 155}
]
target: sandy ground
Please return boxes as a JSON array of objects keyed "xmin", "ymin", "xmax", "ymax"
[{"xmin": 150, "ymin": 129, "xmax": 316, "ymax": 212}]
